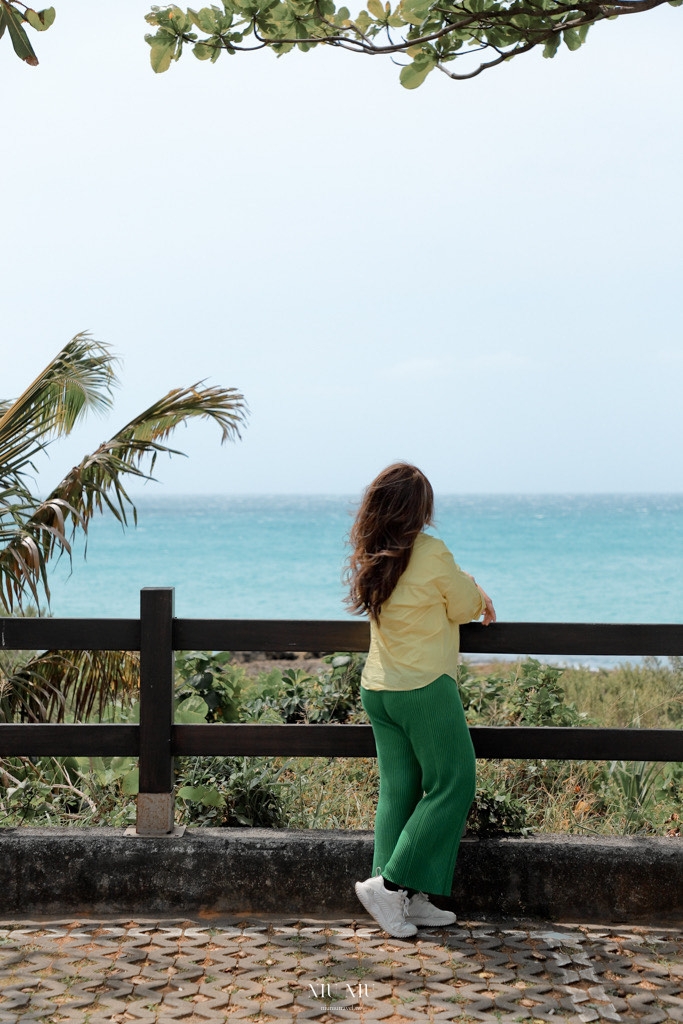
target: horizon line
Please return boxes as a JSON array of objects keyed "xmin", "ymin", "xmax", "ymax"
[{"xmin": 113, "ymin": 489, "xmax": 683, "ymax": 499}]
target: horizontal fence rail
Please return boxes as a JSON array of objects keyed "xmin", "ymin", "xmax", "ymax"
[
  {"xmin": 0, "ymin": 725, "xmax": 139, "ymax": 757},
  {"xmin": 4, "ymin": 618, "xmax": 683, "ymax": 657},
  {"xmin": 0, "ymin": 725, "xmax": 681, "ymax": 763},
  {"xmin": 1, "ymin": 589, "xmax": 683, "ymax": 834},
  {"xmin": 0, "ymin": 618, "xmax": 141, "ymax": 651},
  {"xmin": 171, "ymin": 724, "xmax": 683, "ymax": 762}
]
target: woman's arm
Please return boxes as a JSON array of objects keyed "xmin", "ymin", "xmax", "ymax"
[
  {"xmin": 436, "ymin": 544, "xmax": 495, "ymax": 625},
  {"xmin": 468, "ymin": 577, "xmax": 496, "ymax": 626}
]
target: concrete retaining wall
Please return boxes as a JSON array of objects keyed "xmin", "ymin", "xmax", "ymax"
[{"xmin": 1, "ymin": 827, "xmax": 681, "ymax": 923}]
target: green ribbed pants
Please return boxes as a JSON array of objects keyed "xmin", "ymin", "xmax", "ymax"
[{"xmin": 361, "ymin": 674, "xmax": 476, "ymax": 897}]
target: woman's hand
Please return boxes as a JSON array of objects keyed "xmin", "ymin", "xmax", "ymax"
[{"xmin": 477, "ymin": 586, "xmax": 496, "ymax": 626}]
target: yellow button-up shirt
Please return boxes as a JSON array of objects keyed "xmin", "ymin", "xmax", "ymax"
[{"xmin": 360, "ymin": 533, "xmax": 486, "ymax": 692}]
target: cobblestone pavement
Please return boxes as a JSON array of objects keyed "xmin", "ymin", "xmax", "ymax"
[{"xmin": 0, "ymin": 914, "xmax": 682, "ymax": 1023}]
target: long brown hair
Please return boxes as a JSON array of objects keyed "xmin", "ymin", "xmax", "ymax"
[{"xmin": 346, "ymin": 463, "xmax": 434, "ymax": 621}]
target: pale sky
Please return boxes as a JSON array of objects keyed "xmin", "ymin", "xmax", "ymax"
[{"xmin": 2, "ymin": 0, "xmax": 682, "ymax": 496}]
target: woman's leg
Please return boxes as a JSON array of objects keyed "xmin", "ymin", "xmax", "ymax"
[
  {"xmin": 361, "ymin": 687, "xmax": 423, "ymax": 881},
  {"xmin": 381, "ymin": 675, "xmax": 476, "ymax": 896}
]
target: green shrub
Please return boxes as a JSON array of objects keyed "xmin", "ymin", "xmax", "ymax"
[
  {"xmin": 174, "ymin": 651, "xmax": 247, "ymax": 722},
  {"xmin": 238, "ymin": 653, "xmax": 367, "ymax": 725},
  {"xmin": 467, "ymin": 773, "xmax": 530, "ymax": 837},
  {"xmin": 176, "ymin": 756, "xmax": 289, "ymax": 827}
]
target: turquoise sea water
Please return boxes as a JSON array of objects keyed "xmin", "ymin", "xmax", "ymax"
[{"xmin": 46, "ymin": 495, "xmax": 683, "ymax": 638}]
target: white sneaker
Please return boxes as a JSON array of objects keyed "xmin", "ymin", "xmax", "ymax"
[
  {"xmin": 405, "ymin": 892, "xmax": 457, "ymax": 927},
  {"xmin": 354, "ymin": 875, "xmax": 417, "ymax": 938}
]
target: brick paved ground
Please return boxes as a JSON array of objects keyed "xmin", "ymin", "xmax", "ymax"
[{"xmin": 0, "ymin": 914, "xmax": 682, "ymax": 1023}]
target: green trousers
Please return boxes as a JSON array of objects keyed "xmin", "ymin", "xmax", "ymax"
[{"xmin": 361, "ymin": 674, "xmax": 476, "ymax": 897}]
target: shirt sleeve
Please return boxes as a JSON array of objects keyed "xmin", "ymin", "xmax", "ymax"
[{"xmin": 434, "ymin": 543, "xmax": 486, "ymax": 624}]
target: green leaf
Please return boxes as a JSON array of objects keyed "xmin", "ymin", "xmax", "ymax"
[
  {"xmin": 399, "ymin": 54, "xmax": 435, "ymax": 88},
  {"xmin": 74, "ymin": 753, "xmax": 111, "ymax": 777},
  {"xmin": 5, "ymin": 4, "xmax": 39, "ymax": 65},
  {"xmin": 193, "ymin": 40, "xmax": 215, "ymax": 58},
  {"xmin": 175, "ymin": 694, "xmax": 210, "ymax": 722},
  {"xmin": 0, "ymin": 7, "xmax": 6, "ymax": 39},
  {"xmin": 562, "ymin": 26, "xmax": 583, "ymax": 50},
  {"xmin": 147, "ymin": 32, "xmax": 178, "ymax": 72},
  {"xmin": 367, "ymin": 0, "xmax": 385, "ymax": 18},
  {"xmin": 87, "ymin": 756, "xmax": 109, "ymax": 782},
  {"xmin": 189, "ymin": 6, "xmax": 219, "ymax": 31},
  {"xmin": 109, "ymin": 756, "xmax": 137, "ymax": 780},
  {"xmin": 165, "ymin": 4, "xmax": 192, "ymax": 31},
  {"xmin": 542, "ymin": 31, "xmax": 560, "ymax": 57},
  {"xmin": 24, "ymin": 7, "xmax": 56, "ymax": 31},
  {"xmin": 24, "ymin": 7, "xmax": 43, "ymax": 31},
  {"xmin": 177, "ymin": 784, "xmax": 226, "ymax": 807},
  {"xmin": 121, "ymin": 767, "xmax": 139, "ymax": 795},
  {"xmin": 399, "ymin": 0, "xmax": 430, "ymax": 23}
]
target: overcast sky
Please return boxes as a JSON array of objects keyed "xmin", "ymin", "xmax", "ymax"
[{"xmin": 2, "ymin": 0, "xmax": 682, "ymax": 496}]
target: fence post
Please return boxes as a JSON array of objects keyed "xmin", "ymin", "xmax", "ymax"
[{"xmin": 136, "ymin": 587, "xmax": 175, "ymax": 835}]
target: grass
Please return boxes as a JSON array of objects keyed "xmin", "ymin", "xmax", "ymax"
[{"xmin": 562, "ymin": 656, "xmax": 683, "ymax": 729}]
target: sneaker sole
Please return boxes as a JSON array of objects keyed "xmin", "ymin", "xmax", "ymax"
[
  {"xmin": 405, "ymin": 915, "xmax": 457, "ymax": 927},
  {"xmin": 354, "ymin": 882, "xmax": 417, "ymax": 938}
]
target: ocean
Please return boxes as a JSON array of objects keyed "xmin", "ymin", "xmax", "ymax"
[{"xmin": 45, "ymin": 495, "xmax": 683, "ymax": 666}]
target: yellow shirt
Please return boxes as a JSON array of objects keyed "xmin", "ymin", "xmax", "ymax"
[{"xmin": 361, "ymin": 532, "xmax": 486, "ymax": 692}]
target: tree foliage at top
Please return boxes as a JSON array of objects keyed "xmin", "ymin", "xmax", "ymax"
[
  {"xmin": 143, "ymin": 0, "xmax": 679, "ymax": 87},
  {"xmin": 2, "ymin": 0, "xmax": 680, "ymax": 86}
]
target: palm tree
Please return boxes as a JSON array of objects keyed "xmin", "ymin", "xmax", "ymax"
[{"xmin": 0, "ymin": 333, "xmax": 247, "ymax": 722}]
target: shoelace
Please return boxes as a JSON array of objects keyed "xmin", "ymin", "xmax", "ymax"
[{"xmin": 397, "ymin": 889, "xmax": 411, "ymax": 917}]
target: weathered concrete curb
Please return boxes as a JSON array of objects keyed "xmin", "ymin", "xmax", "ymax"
[{"xmin": 1, "ymin": 827, "xmax": 681, "ymax": 923}]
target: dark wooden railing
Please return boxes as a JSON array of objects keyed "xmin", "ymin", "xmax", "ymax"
[{"xmin": 1, "ymin": 588, "xmax": 682, "ymax": 834}]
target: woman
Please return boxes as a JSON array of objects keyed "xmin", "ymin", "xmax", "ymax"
[{"xmin": 348, "ymin": 463, "xmax": 496, "ymax": 938}]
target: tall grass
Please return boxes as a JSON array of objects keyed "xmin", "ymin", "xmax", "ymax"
[{"xmin": 562, "ymin": 656, "xmax": 683, "ymax": 729}]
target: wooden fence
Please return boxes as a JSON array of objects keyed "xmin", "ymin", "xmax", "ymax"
[{"xmin": 1, "ymin": 588, "xmax": 682, "ymax": 833}]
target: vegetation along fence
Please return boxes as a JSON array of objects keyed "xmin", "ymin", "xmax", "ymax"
[{"xmin": 1, "ymin": 588, "xmax": 682, "ymax": 834}]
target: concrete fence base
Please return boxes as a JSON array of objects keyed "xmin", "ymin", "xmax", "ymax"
[{"xmin": 1, "ymin": 827, "xmax": 681, "ymax": 924}]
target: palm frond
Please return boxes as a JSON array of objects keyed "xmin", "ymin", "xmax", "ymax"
[
  {"xmin": 45, "ymin": 379, "xmax": 248, "ymax": 532},
  {"xmin": 0, "ymin": 488, "xmax": 35, "ymax": 539},
  {"xmin": 0, "ymin": 379, "xmax": 247, "ymax": 608},
  {"xmin": 115, "ymin": 381, "xmax": 247, "ymax": 448},
  {"xmin": 0, "ymin": 649, "xmax": 140, "ymax": 723},
  {"xmin": 0, "ymin": 333, "xmax": 117, "ymax": 492}
]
